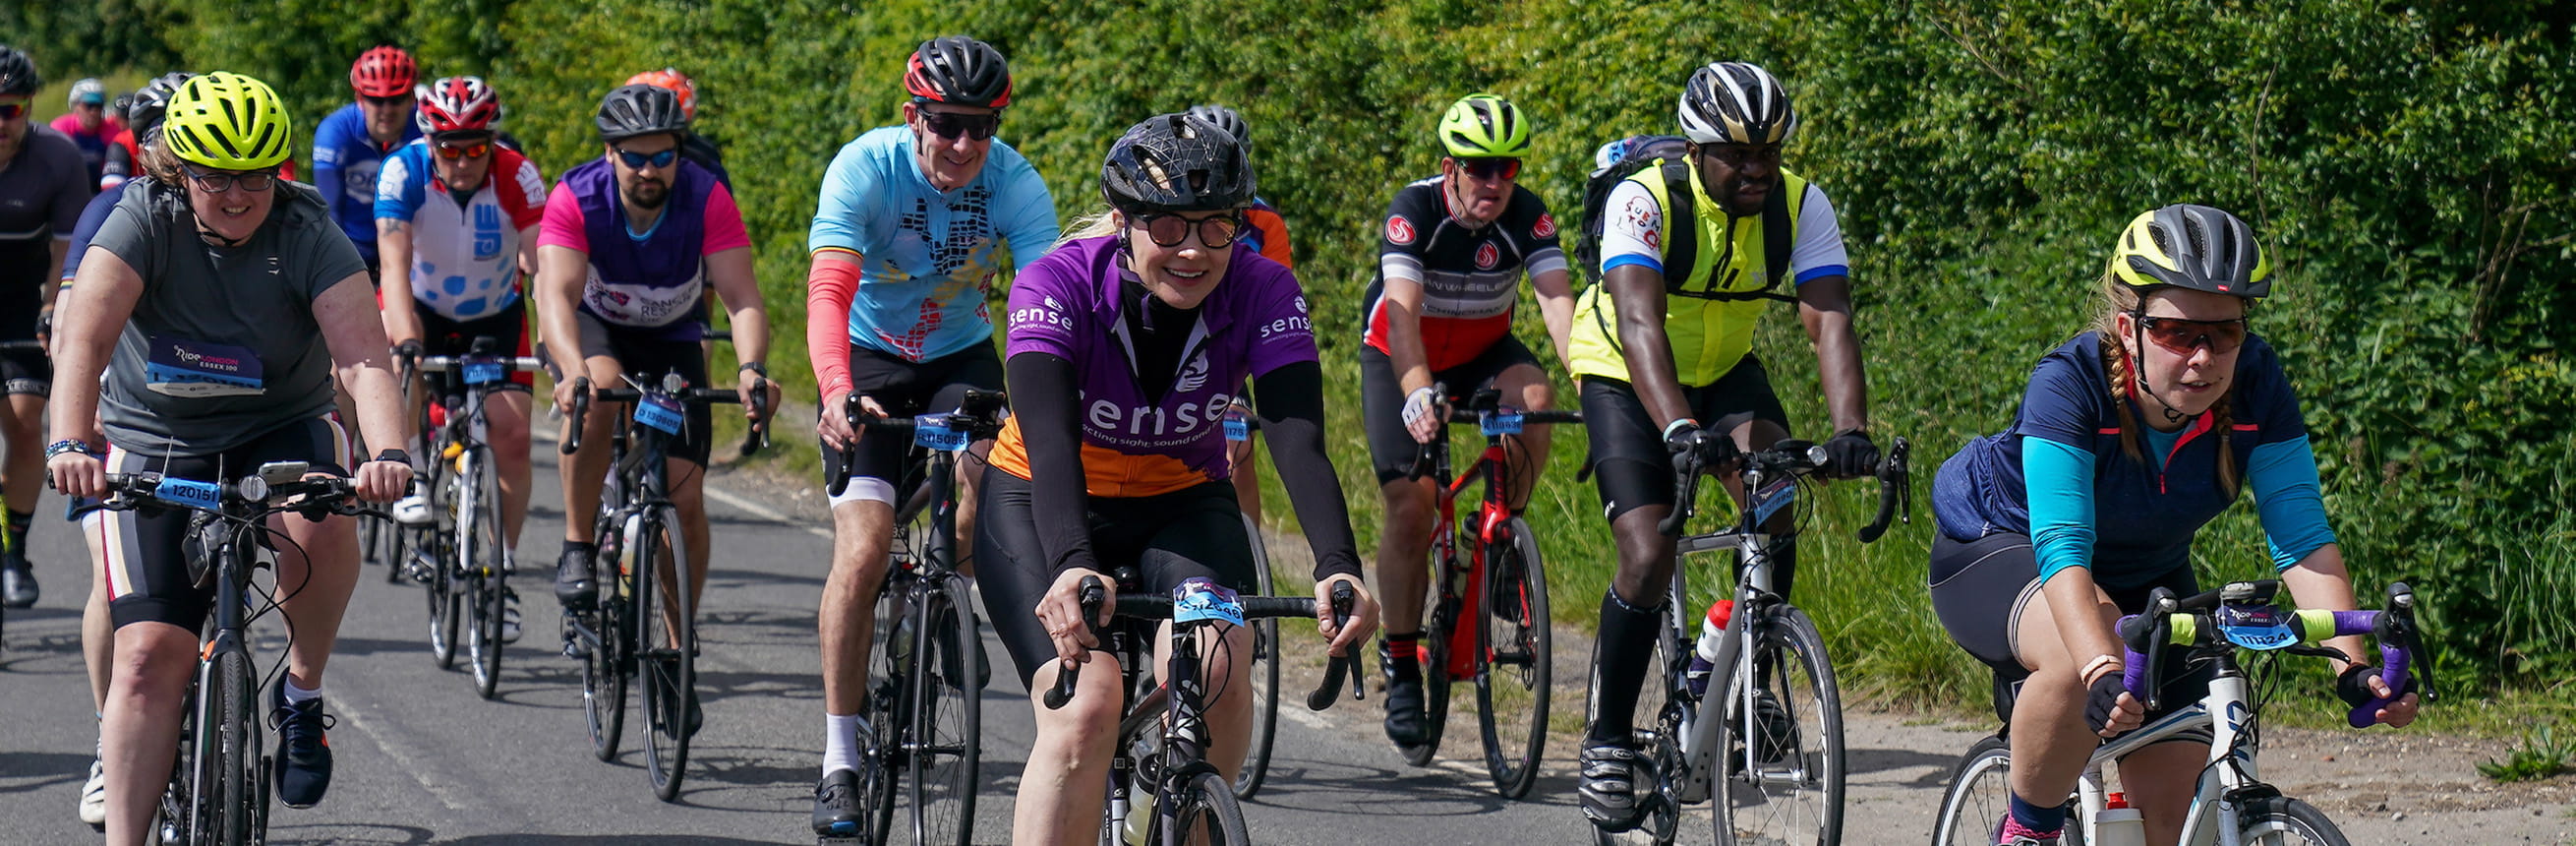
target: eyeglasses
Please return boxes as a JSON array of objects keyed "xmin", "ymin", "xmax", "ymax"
[
  {"xmin": 0, "ymin": 103, "xmax": 26, "ymax": 121},
  {"xmin": 1134, "ymin": 212, "xmax": 1245, "ymax": 249},
  {"xmin": 2134, "ymin": 313, "xmax": 2250, "ymax": 355},
  {"xmin": 1699, "ymin": 143, "xmax": 1785, "ymax": 168},
  {"xmin": 436, "ymin": 141, "xmax": 493, "ymax": 160},
  {"xmin": 919, "ymin": 110, "xmax": 1000, "ymax": 141},
  {"xmin": 1455, "ymin": 157, "xmax": 1522, "ymax": 181},
  {"xmin": 181, "ymin": 165, "xmax": 279, "ymax": 194},
  {"xmin": 361, "ymin": 93, "xmax": 414, "ymax": 108},
  {"xmin": 615, "ymin": 147, "xmax": 679, "ymax": 170}
]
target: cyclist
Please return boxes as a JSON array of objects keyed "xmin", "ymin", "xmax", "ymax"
[
  {"xmin": 976, "ymin": 111, "xmax": 1379, "ymax": 845},
  {"xmin": 1926, "ymin": 205, "xmax": 2421, "ymax": 846},
  {"xmin": 45, "ymin": 72, "xmax": 413, "ymax": 846},
  {"xmin": 376, "ymin": 76, "xmax": 547, "ymax": 637},
  {"xmin": 625, "ymin": 67, "xmax": 730, "ymax": 188},
  {"xmin": 0, "ymin": 44, "xmax": 96, "ymax": 610},
  {"xmin": 314, "ymin": 45, "xmax": 424, "ymax": 280},
  {"xmin": 538, "ymin": 84, "xmax": 778, "ymax": 695},
  {"xmin": 49, "ymin": 78, "xmax": 124, "ymax": 187},
  {"xmin": 1564, "ymin": 62, "xmax": 1877, "ymax": 832},
  {"xmin": 1181, "ymin": 103, "xmax": 1290, "ymax": 528},
  {"xmin": 1364, "ymin": 92, "xmax": 1575, "ymax": 750},
  {"xmin": 804, "ymin": 35, "xmax": 1058, "ymax": 834}
]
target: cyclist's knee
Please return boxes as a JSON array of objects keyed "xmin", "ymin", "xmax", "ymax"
[
  {"xmin": 110, "ymin": 624, "xmax": 199, "ymax": 695},
  {"xmin": 1379, "ymin": 478, "xmax": 1434, "ymax": 525}
]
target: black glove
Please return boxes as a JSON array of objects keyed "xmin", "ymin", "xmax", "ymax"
[
  {"xmin": 1822, "ymin": 428, "xmax": 1880, "ymax": 477},
  {"xmin": 2082, "ymin": 672, "xmax": 2132, "ymax": 735},
  {"xmin": 393, "ymin": 339, "xmax": 424, "ymax": 360},
  {"xmin": 1664, "ymin": 422, "xmax": 1740, "ymax": 472},
  {"xmin": 33, "ymin": 308, "xmax": 50, "ymax": 343},
  {"xmin": 2335, "ymin": 663, "xmax": 2409, "ymax": 710}
]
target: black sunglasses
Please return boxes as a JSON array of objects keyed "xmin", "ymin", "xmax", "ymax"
[
  {"xmin": 1699, "ymin": 143, "xmax": 1784, "ymax": 168},
  {"xmin": 1133, "ymin": 212, "xmax": 1246, "ymax": 249},
  {"xmin": 1456, "ymin": 157, "xmax": 1522, "ymax": 181},
  {"xmin": 361, "ymin": 93, "xmax": 414, "ymax": 107},
  {"xmin": 2134, "ymin": 313, "xmax": 2251, "ymax": 354},
  {"xmin": 920, "ymin": 110, "xmax": 1000, "ymax": 141},
  {"xmin": 615, "ymin": 147, "xmax": 679, "ymax": 170},
  {"xmin": 181, "ymin": 165, "xmax": 280, "ymax": 194},
  {"xmin": 0, "ymin": 103, "xmax": 26, "ymax": 121}
]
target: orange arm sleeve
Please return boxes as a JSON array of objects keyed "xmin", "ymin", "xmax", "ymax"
[{"xmin": 807, "ymin": 250, "xmax": 862, "ymax": 397}]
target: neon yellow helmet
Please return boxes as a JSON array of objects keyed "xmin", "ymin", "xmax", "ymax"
[
  {"xmin": 1438, "ymin": 93, "xmax": 1532, "ymax": 158},
  {"xmin": 162, "ymin": 72, "xmax": 294, "ymax": 171}
]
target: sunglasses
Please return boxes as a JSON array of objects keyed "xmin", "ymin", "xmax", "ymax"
[
  {"xmin": 2134, "ymin": 313, "xmax": 2250, "ymax": 354},
  {"xmin": 77, "ymin": 100, "xmax": 105, "ymax": 110},
  {"xmin": 1134, "ymin": 212, "xmax": 1245, "ymax": 249},
  {"xmin": 919, "ymin": 110, "xmax": 1000, "ymax": 141},
  {"xmin": 361, "ymin": 93, "xmax": 414, "ymax": 108},
  {"xmin": 1699, "ymin": 143, "xmax": 1785, "ymax": 168},
  {"xmin": 181, "ymin": 165, "xmax": 279, "ymax": 194},
  {"xmin": 0, "ymin": 102, "xmax": 26, "ymax": 121},
  {"xmin": 1456, "ymin": 157, "xmax": 1522, "ymax": 181},
  {"xmin": 615, "ymin": 147, "xmax": 679, "ymax": 170},
  {"xmin": 436, "ymin": 141, "xmax": 493, "ymax": 160}
]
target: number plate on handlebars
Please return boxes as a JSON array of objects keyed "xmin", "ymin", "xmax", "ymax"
[
  {"xmin": 1751, "ymin": 478, "xmax": 1796, "ymax": 524},
  {"xmin": 155, "ymin": 476, "xmax": 222, "ymax": 511},
  {"xmin": 2215, "ymin": 604, "xmax": 2298, "ymax": 650},
  {"xmin": 634, "ymin": 393, "xmax": 685, "ymax": 435},
  {"xmin": 1173, "ymin": 577, "xmax": 1247, "ymax": 626},
  {"xmin": 460, "ymin": 357, "xmax": 505, "ymax": 386},
  {"xmin": 1223, "ymin": 407, "xmax": 1250, "ymax": 442},
  {"xmin": 912, "ymin": 415, "xmax": 970, "ymax": 452},
  {"xmin": 1480, "ymin": 411, "xmax": 1524, "ymax": 437}
]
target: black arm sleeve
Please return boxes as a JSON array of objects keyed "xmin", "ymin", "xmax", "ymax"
[
  {"xmin": 1005, "ymin": 351, "xmax": 1099, "ymax": 580},
  {"xmin": 1251, "ymin": 361, "xmax": 1365, "ymax": 582}
]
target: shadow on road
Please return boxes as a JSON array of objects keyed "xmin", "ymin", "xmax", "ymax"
[
  {"xmin": 277, "ymin": 821, "xmax": 784, "ymax": 844},
  {"xmin": 0, "ymin": 752, "xmax": 89, "ymax": 794}
]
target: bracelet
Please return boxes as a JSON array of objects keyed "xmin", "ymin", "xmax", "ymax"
[
  {"xmin": 45, "ymin": 440, "xmax": 101, "ymax": 459},
  {"xmin": 1662, "ymin": 418, "xmax": 1701, "ymax": 440},
  {"xmin": 2079, "ymin": 654, "xmax": 2124, "ymax": 685},
  {"xmin": 737, "ymin": 362, "xmax": 768, "ymax": 378}
]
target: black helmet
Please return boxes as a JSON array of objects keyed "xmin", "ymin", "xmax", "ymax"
[
  {"xmin": 1184, "ymin": 104, "xmax": 1251, "ymax": 151},
  {"xmin": 0, "ymin": 46, "xmax": 37, "ymax": 97},
  {"xmin": 904, "ymin": 36, "xmax": 1012, "ymax": 108},
  {"xmin": 128, "ymin": 72, "xmax": 194, "ymax": 138},
  {"xmin": 595, "ymin": 83, "xmax": 689, "ymax": 143},
  {"xmin": 1100, "ymin": 113, "xmax": 1256, "ymax": 214}
]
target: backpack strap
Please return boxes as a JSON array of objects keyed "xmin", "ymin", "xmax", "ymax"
[
  {"xmin": 1657, "ymin": 160, "xmax": 1697, "ymax": 288},
  {"xmin": 1762, "ymin": 177, "xmax": 1793, "ymax": 292}
]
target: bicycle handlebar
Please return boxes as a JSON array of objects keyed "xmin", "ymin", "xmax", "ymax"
[
  {"xmin": 559, "ymin": 376, "xmax": 746, "ymax": 455},
  {"xmin": 829, "ymin": 390, "xmax": 1009, "ymax": 497},
  {"xmin": 2115, "ymin": 580, "xmax": 2435, "ymax": 726},
  {"xmin": 416, "ymin": 355, "xmax": 548, "ymax": 373},
  {"xmin": 97, "ymin": 469, "xmax": 372, "ymax": 521},
  {"xmin": 1042, "ymin": 576, "xmax": 1362, "ymax": 713},
  {"xmin": 1401, "ymin": 383, "xmax": 1586, "ymax": 479},
  {"xmin": 1659, "ymin": 436, "xmax": 1911, "ymax": 541}
]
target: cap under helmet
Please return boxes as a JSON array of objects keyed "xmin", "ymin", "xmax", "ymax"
[
  {"xmin": 904, "ymin": 36, "xmax": 1011, "ymax": 108},
  {"xmin": 1678, "ymin": 62, "xmax": 1795, "ymax": 146},
  {"xmin": 417, "ymin": 76, "xmax": 501, "ymax": 136},
  {"xmin": 2107, "ymin": 204, "xmax": 2273, "ymax": 299},
  {"xmin": 1100, "ymin": 112, "xmax": 1257, "ymax": 214},
  {"xmin": 595, "ymin": 83, "xmax": 689, "ymax": 143},
  {"xmin": 163, "ymin": 72, "xmax": 294, "ymax": 171},
  {"xmin": 70, "ymin": 78, "xmax": 107, "ymax": 106},
  {"xmin": 1438, "ymin": 93, "xmax": 1532, "ymax": 158},
  {"xmin": 350, "ymin": 46, "xmax": 419, "ymax": 97}
]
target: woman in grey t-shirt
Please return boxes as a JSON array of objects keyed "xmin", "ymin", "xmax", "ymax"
[{"xmin": 43, "ymin": 73, "xmax": 413, "ymax": 844}]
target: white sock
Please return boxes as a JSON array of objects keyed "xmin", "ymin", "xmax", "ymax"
[
  {"xmin": 822, "ymin": 712, "xmax": 870, "ymax": 777},
  {"xmin": 281, "ymin": 677, "xmax": 322, "ymax": 706}
]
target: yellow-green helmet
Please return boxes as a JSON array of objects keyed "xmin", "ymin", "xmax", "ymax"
[
  {"xmin": 2106, "ymin": 204, "xmax": 2273, "ymax": 298},
  {"xmin": 162, "ymin": 72, "xmax": 293, "ymax": 171},
  {"xmin": 1438, "ymin": 93, "xmax": 1532, "ymax": 158}
]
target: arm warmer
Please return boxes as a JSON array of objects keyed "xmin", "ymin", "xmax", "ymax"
[
  {"xmin": 1006, "ymin": 351, "xmax": 1102, "ymax": 580},
  {"xmin": 1251, "ymin": 361, "xmax": 1365, "ymax": 582},
  {"xmin": 806, "ymin": 253, "xmax": 860, "ymax": 397},
  {"xmin": 2023, "ymin": 435, "xmax": 2097, "ymax": 584},
  {"xmin": 2249, "ymin": 436, "xmax": 2337, "ymax": 570}
]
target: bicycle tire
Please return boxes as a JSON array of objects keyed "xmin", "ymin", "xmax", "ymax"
[
  {"xmin": 425, "ymin": 463, "xmax": 461, "ymax": 669},
  {"xmin": 865, "ymin": 558, "xmax": 911, "ymax": 846},
  {"xmin": 1475, "ymin": 517, "xmax": 1551, "ymax": 800},
  {"xmin": 1405, "ymin": 541, "xmax": 1460, "ymax": 767},
  {"xmin": 1928, "ymin": 735, "xmax": 2013, "ymax": 846},
  {"xmin": 1161, "ymin": 770, "xmax": 1252, "ymax": 845},
  {"xmin": 2239, "ymin": 796, "xmax": 2353, "ymax": 846},
  {"xmin": 1709, "ymin": 604, "xmax": 1844, "ymax": 846},
  {"xmin": 637, "ymin": 505, "xmax": 696, "ymax": 802},
  {"xmin": 1233, "ymin": 512, "xmax": 1281, "ymax": 800},
  {"xmin": 907, "ymin": 573, "xmax": 980, "ymax": 846},
  {"xmin": 202, "ymin": 648, "xmax": 261, "ymax": 846},
  {"xmin": 465, "ymin": 449, "xmax": 507, "ymax": 699},
  {"xmin": 1613, "ymin": 597, "xmax": 1688, "ymax": 846}
]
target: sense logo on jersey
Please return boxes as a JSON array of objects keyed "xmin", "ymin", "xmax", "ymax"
[
  {"xmin": 1474, "ymin": 242, "xmax": 1500, "ymax": 271},
  {"xmin": 1174, "ymin": 352, "xmax": 1211, "ymax": 394},
  {"xmin": 1086, "ymin": 392, "xmax": 1238, "ymax": 444},
  {"xmin": 1010, "ymin": 294, "xmax": 1076, "ymax": 336},
  {"xmin": 1533, "ymin": 213, "xmax": 1557, "ymax": 240},
  {"xmin": 1386, "ymin": 215, "xmax": 1417, "ymax": 246}
]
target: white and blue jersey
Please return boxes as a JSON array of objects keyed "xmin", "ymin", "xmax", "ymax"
[
  {"xmin": 312, "ymin": 103, "xmax": 423, "ymax": 265},
  {"xmin": 807, "ymin": 126, "xmax": 1059, "ymax": 362},
  {"xmin": 374, "ymin": 141, "xmax": 549, "ymax": 320}
]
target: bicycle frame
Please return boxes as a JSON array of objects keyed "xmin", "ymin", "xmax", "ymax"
[
  {"xmin": 1411, "ymin": 390, "xmax": 1579, "ymax": 681},
  {"xmin": 1665, "ymin": 513, "xmax": 1782, "ymax": 806}
]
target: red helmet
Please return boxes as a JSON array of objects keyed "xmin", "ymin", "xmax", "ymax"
[
  {"xmin": 625, "ymin": 68, "xmax": 698, "ymax": 120},
  {"xmin": 416, "ymin": 76, "xmax": 499, "ymax": 136},
  {"xmin": 350, "ymin": 46, "xmax": 418, "ymax": 97}
]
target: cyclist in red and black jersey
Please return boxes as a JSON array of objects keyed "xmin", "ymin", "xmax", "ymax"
[{"xmin": 1362, "ymin": 93, "xmax": 1576, "ymax": 752}]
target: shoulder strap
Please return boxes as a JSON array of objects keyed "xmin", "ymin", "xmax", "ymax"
[
  {"xmin": 1658, "ymin": 160, "xmax": 1696, "ymax": 288},
  {"xmin": 1763, "ymin": 178, "xmax": 1792, "ymax": 290}
]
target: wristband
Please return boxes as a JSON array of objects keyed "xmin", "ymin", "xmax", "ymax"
[
  {"xmin": 373, "ymin": 449, "xmax": 412, "ymax": 466},
  {"xmin": 1662, "ymin": 418, "xmax": 1701, "ymax": 440},
  {"xmin": 2079, "ymin": 654, "xmax": 2123, "ymax": 686},
  {"xmin": 45, "ymin": 440, "xmax": 101, "ymax": 459}
]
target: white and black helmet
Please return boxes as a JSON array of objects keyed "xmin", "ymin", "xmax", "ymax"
[{"xmin": 1677, "ymin": 62, "xmax": 1795, "ymax": 146}]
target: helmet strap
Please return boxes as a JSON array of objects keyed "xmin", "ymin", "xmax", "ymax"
[{"xmin": 2127, "ymin": 319, "xmax": 2188, "ymax": 424}]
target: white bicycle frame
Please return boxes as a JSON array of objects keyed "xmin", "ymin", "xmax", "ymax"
[
  {"xmin": 1666, "ymin": 522, "xmax": 1775, "ymax": 805},
  {"xmin": 2062, "ymin": 667, "xmax": 2273, "ymax": 846}
]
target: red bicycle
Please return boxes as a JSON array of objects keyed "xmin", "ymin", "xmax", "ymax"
[{"xmin": 1400, "ymin": 385, "xmax": 1581, "ymax": 799}]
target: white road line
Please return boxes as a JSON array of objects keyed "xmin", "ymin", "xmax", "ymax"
[
  {"xmin": 533, "ymin": 427, "xmax": 831, "ymax": 542},
  {"xmin": 331, "ymin": 696, "xmax": 475, "ymax": 814}
]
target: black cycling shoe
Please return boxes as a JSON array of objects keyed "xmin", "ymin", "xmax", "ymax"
[
  {"xmin": 1379, "ymin": 642, "xmax": 1431, "ymax": 749},
  {"xmin": 554, "ymin": 545, "xmax": 597, "ymax": 610},
  {"xmin": 1578, "ymin": 740, "xmax": 1654, "ymax": 833},
  {"xmin": 685, "ymin": 686, "xmax": 704, "ymax": 738},
  {"xmin": 268, "ymin": 686, "xmax": 336, "ymax": 809},
  {"xmin": 1, "ymin": 555, "xmax": 38, "ymax": 608},
  {"xmin": 1732, "ymin": 690, "xmax": 1796, "ymax": 764},
  {"xmin": 812, "ymin": 768, "xmax": 865, "ymax": 838}
]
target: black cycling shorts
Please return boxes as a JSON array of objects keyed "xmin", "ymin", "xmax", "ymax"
[
  {"xmin": 1579, "ymin": 354, "xmax": 1791, "ymax": 522},
  {"xmin": 1927, "ymin": 530, "xmax": 2216, "ymax": 740},
  {"xmin": 1360, "ymin": 335, "xmax": 1544, "ymax": 485},
  {"xmin": 974, "ymin": 470, "xmax": 1254, "ymax": 689},
  {"xmin": 820, "ymin": 342, "xmax": 1005, "ymax": 508},
  {"xmin": 99, "ymin": 414, "xmax": 354, "ymax": 632},
  {"xmin": 419, "ymin": 305, "xmax": 536, "ymax": 393},
  {"xmin": 1, "ymin": 345, "xmax": 46, "ymax": 397},
  {"xmin": 574, "ymin": 312, "xmax": 714, "ymax": 465}
]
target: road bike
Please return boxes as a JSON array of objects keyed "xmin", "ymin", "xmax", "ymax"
[
  {"xmin": 414, "ymin": 339, "xmax": 545, "ymax": 699},
  {"xmin": 1215, "ymin": 408, "xmax": 1281, "ymax": 800}
]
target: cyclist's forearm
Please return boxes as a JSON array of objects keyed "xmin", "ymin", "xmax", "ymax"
[
  {"xmin": 316, "ymin": 272, "xmax": 414, "ymax": 453},
  {"xmin": 1382, "ymin": 286, "xmax": 1435, "ymax": 395},
  {"xmin": 2281, "ymin": 544, "xmax": 2371, "ymax": 674},
  {"xmin": 1606, "ymin": 270, "xmax": 1691, "ymax": 428},
  {"xmin": 534, "ymin": 245, "xmax": 589, "ymax": 375},
  {"xmin": 1008, "ymin": 351, "xmax": 1101, "ymax": 577},
  {"xmin": 705, "ymin": 247, "xmax": 766, "ymax": 367},
  {"xmin": 1533, "ymin": 269, "xmax": 1577, "ymax": 371},
  {"xmin": 1798, "ymin": 276, "xmax": 1868, "ymax": 434},
  {"xmin": 1253, "ymin": 362, "xmax": 1364, "ymax": 581},
  {"xmin": 52, "ymin": 250, "xmax": 145, "ymax": 443},
  {"xmin": 726, "ymin": 305, "xmax": 771, "ymax": 370},
  {"xmin": 805, "ymin": 251, "xmax": 861, "ymax": 396},
  {"xmin": 2040, "ymin": 568, "xmax": 2126, "ymax": 676},
  {"xmin": 43, "ymin": 240, "xmax": 66, "ymax": 308}
]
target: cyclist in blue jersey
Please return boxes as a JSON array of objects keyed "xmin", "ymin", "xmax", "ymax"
[
  {"xmin": 804, "ymin": 35, "xmax": 1059, "ymax": 834},
  {"xmin": 312, "ymin": 45, "xmax": 423, "ymax": 278},
  {"xmin": 538, "ymin": 86, "xmax": 779, "ymax": 714},
  {"xmin": 1928, "ymin": 206, "xmax": 2420, "ymax": 846}
]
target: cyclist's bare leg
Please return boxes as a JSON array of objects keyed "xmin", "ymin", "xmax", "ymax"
[
  {"xmin": 557, "ymin": 355, "xmax": 625, "ymax": 546},
  {"xmin": 488, "ymin": 391, "xmax": 534, "ymax": 549},
  {"xmin": 99, "ymin": 621, "xmax": 195, "ymax": 846},
  {"xmin": 1016, "ymin": 655, "xmax": 1127, "ymax": 846},
  {"xmin": 3, "ymin": 393, "xmax": 42, "ymax": 530},
  {"xmin": 85, "ymin": 515, "xmax": 112, "ymax": 708},
  {"xmin": 271, "ymin": 509, "xmax": 361, "ymax": 691},
  {"xmin": 1492, "ymin": 364, "xmax": 1552, "ymax": 512},
  {"xmin": 1374, "ymin": 476, "xmax": 1438, "ymax": 634},
  {"xmin": 955, "ymin": 440, "xmax": 991, "ymax": 578},
  {"xmin": 1607, "ymin": 505, "xmax": 1676, "ymax": 606},
  {"xmin": 669, "ymin": 456, "xmax": 710, "ymax": 632},
  {"xmin": 1155, "ymin": 619, "xmax": 1258, "ymax": 782},
  {"xmin": 1227, "ymin": 434, "xmax": 1262, "ymax": 522},
  {"xmin": 2119, "ymin": 741, "xmax": 2205, "ymax": 845},
  {"xmin": 819, "ymin": 499, "xmax": 894, "ymax": 715},
  {"xmin": 2006, "ymin": 582, "xmax": 2126, "ymax": 827}
]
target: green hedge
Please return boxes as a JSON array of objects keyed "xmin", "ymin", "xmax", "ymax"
[{"xmin": 29, "ymin": 1, "xmax": 2573, "ymax": 701}]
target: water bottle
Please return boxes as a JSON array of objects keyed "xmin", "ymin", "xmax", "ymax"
[
  {"xmin": 1121, "ymin": 790, "xmax": 1157, "ymax": 844},
  {"xmin": 1684, "ymin": 599, "xmax": 1735, "ymax": 697},
  {"xmin": 2092, "ymin": 792, "xmax": 2146, "ymax": 846}
]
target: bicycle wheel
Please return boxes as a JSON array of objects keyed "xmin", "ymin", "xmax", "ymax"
[
  {"xmin": 425, "ymin": 465, "xmax": 461, "ymax": 669},
  {"xmin": 1929, "ymin": 735, "xmax": 2012, "ymax": 846},
  {"xmin": 1475, "ymin": 517, "xmax": 1551, "ymax": 800},
  {"xmin": 197, "ymin": 648, "xmax": 262, "ymax": 846},
  {"xmin": 1709, "ymin": 605, "xmax": 1844, "ymax": 846},
  {"xmin": 2239, "ymin": 796, "xmax": 2353, "ymax": 846},
  {"xmin": 1160, "ymin": 770, "xmax": 1252, "ymax": 845},
  {"xmin": 1598, "ymin": 598, "xmax": 1689, "ymax": 846},
  {"xmin": 864, "ymin": 571, "xmax": 910, "ymax": 846},
  {"xmin": 1406, "ymin": 543, "xmax": 1459, "ymax": 767},
  {"xmin": 907, "ymin": 573, "xmax": 980, "ymax": 846},
  {"xmin": 1233, "ymin": 512, "xmax": 1281, "ymax": 800},
  {"xmin": 464, "ymin": 449, "xmax": 507, "ymax": 699},
  {"xmin": 636, "ymin": 505, "xmax": 696, "ymax": 802}
]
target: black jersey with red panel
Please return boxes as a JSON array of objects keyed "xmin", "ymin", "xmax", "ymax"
[{"xmin": 1361, "ymin": 175, "xmax": 1566, "ymax": 371}]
